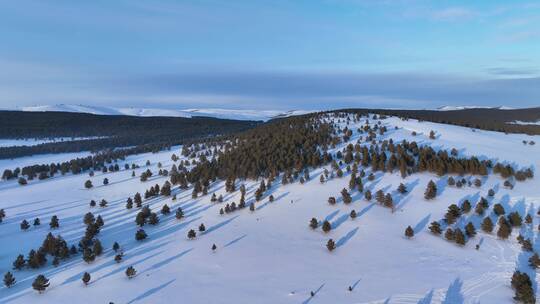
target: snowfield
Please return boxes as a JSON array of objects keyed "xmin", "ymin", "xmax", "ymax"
[
  {"xmin": 16, "ymin": 104, "xmax": 314, "ymax": 122},
  {"xmin": 0, "ymin": 114, "xmax": 539, "ymax": 303}
]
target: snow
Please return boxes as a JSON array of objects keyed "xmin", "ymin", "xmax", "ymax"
[
  {"xmin": 1, "ymin": 114, "xmax": 540, "ymax": 303},
  {"xmin": 510, "ymin": 120, "xmax": 540, "ymax": 126},
  {"xmin": 16, "ymin": 104, "xmax": 315, "ymax": 122},
  {"xmin": 436, "ymin": 106, "xmax": 514, "ymax": 111},
  {"xmin": 0, "ymin": 137, "xmax": 106, "ymax": 148}
]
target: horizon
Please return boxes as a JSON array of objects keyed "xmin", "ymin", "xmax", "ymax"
[{"xmin": 1, "ymin": 1, "xmax": 539, "ymax": 110}]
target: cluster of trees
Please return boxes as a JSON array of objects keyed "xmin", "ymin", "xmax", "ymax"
[{"xmin": 12, "ymin": 233, "xmax": 76, "ymax": 271}]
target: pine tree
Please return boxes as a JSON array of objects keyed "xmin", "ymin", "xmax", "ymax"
[
  {"xmin": 103, "ymin": 178, "xmax": 109, "ymax": 185},
  {"xmin": 310, "ymin": 218, "xmax": 318, "ymax": 229},
  {"xmin": 493, "ymin": 203, "xmax": 505, "ymax": 216},
  {"xmin": 49, "ymin": 215, "xmax": 59, "ymax": 229},
  {"xmin": 90, "ymin": 200, "xmax": 96, "ymax": 207},
  {"xmin": 32, "ymin": 274, "xmax": 50, "ymax": 293},
  {"xmin": 12, "ymin": 254, "xmax": 25, "ymax": 270},
  {"xmin": 148, "ymin": 213, "xmax": 159, "ymax": 225},
  {"xmin": 113, "ymin": 242, "xmax": 120, "ymax": 252},
  {"xmin": 135, "ymin": 229, "xmax": 147, "ymax": 241},
  {"xmin": 405, "ymin": 226, "xmax": 414, "ymax": 238},
  {"xmin": 508, "ymin": 212, "xmax": 522, "ymax": 227},
  {"xmin": 445, "ymin": 204, "xmax": 461, "ymax": 224},
  {"xmin": 326, "ymin": 239, "xmax": 336, "ymax": 251},
  {"xmin": 83, "ymin": 248, "xmax": 95, "ymax": 263},
  {"xmin": 429, "ymin": 221, "xmax": 442, "ymax": 235},
  {"xmin": 199, "ymin": 223, "xmax": 206, "ymax": 232},
  {"xmin": 397, "ymin": 183, "xmax": 407, "ymax": 194},
  {"xmin": 511, "ymin": 271, "xmax": 535, "ymax": 303},
  {"xmin": 465, "ymin": 222, "xmax": 476, "ymax": 237},
  {"xmin": 125, "ymin": 266, "xmax": 136, "ymax": 279},
  {"xmin": 445, "ymin": 228, "xmax": 455, "ymax": 241},
  {"xmin": 497, "ymin": 217, "xmax": 512, "ymax": 239},
  {"xmin": 424, "ymin": 180, "xmax": 437, "ymax": 199},
  {"xmin": 20, "ymin": 219, "xmax": 30, "ymax": 230},
  {"xmin": 82, "ymin": 272, "xmax": 91, "ymax": 286},
  {"xmin": 525, "ymin": 214, "xmax": 533, "ymax": 225},
  {"xmin": 212, "ymin": 244, "xmax": 217, "ymax": 251},
  {"xmin": 529, "ymin": 253, "xmax": 540, "ymax": 269},
  {"xmin": 33, "ymin": 218, "xmax": 40, "ymax": 226},
  {"xmin": 481, "ymin": 217, "xmax": 493, "ymax": 233},
  {"xmin": 84, "ymin": 180, "xmax": 93, "ymax": 189},
  {"xmin": 4, "ymin": 272, "xmax": 15, "ymax": 288},
  {"xmin": 188, "ymin": 229, "xmax": 196, "ymax": 239},
  {"xmin": 454, "ymin": 228, "xmax": 466, "ymax": 245},
  {"xmin": 161, "ymin": 204, "xmax": 170, "ymax": 215},
  {"xmin": 93, "ymin": 239, "xmax": 103, "ymax": 256},
  {"xmin": 350, "ymin": 210, "xmax": 357, "ymax": 219},
  {"xmin": 364, "ymin": 190, "xmax": 372, "ymax": 201},
  {"xmin": 328, "ymin": 197, "xmax": 336, "ymax": 205},
  {"xmin": 322, "ymin": 220, "xmax": 331, "ymax": 233},
  {"xmin": 175, "ymin": 208, "xmax": 184, "ymax": 220}
]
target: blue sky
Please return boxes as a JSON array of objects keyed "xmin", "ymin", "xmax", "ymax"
[{"xmin": 0, "ymin": 0, "xmax": 539, "ymax": 110}]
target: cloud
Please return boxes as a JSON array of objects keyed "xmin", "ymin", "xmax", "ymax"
[{"xmin": 486, "ymin": 67, "xmax": 540, "ymax": 77}]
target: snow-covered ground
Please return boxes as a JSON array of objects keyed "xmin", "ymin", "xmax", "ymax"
[
  {"xmin": 0, "ymin": 137, "xmax": 106, "ymax": 148},
  {"xmin": 0, "ymin": 114, "xmax": 539, "ymax": 303},
  {"xmin": 15, "ymin": 104, "xmax": 315, "ymax": 122},
  {"xmin": 436, "ymin": 106, "xmax": 514, "ymax": 111}
]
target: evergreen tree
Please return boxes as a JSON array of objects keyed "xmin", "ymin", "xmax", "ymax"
[
  {"xmin": 199, "ymin": 223, "xmax": 206, "ymax": 232},
  {"xmin": 508, "ymin": 212, "xmax": 523, "ymax": 227},
  {"xmin": 83, "ymin": 248, "xmax": 95, "ymax": 263},
  {"xmin": 350, "ymin": 210, "xmax": 357, "ymax": 219},
  {"xmin": 12, "ymin": 254, "xmax": 25, "ymax": 270},
  {"xmin": 49, "ymin": 215, "xmax": 59, "ymax": 229},
  {"xmin": 134, "ymin": 193, "xmax": 142, "ymax": 208},
  {"xmin": 398, "ymin": 183, "xmax": 407, "ymax": 194},
  {"xmin": 310, "ymin": 218, "xmax": 318, "ymax": 229},
  {"xmin": 464, "ymin": 222, "xmax": 476, "ymax": 238},
  {"xmin": 84, "ymin": 180, "xmax": 93, "ymax": 189},
  {"xmin": 493, "ymin": 203, "xmax": 505, "ymax": 216},
  {"xmin": 33, "ymin": 218, "xmax": 40, "ymax": 226},
  {"xmin": 103, "ymin": 178, "xmax": 109, "ymax": 185},
  {"xmin": 135, "ymin": 212, "xmax": 146, "ymax": 227},
  {"xmin": 82, "ymin": 272, "xmax": 91, "ymax": 286},
  {"xmin": 113, "ymin": 242, "xmax": 120, "ymax": 252},
  {"xmin": 405, "ymin": 226, "xmax": 414, "ymax": 238},
  {"xmin": 125, "ymin": 266, "xmax": 136, "ymax": 279},
  {"xmin": 454, "ymin": 228, "xmax": 466, "ymax": 245},
  {"xmin": 511, "ymin": 271, "xmax": 535, "ymax": 303},
  {"xmin": 115, "ymin": 253, "xmax": 123, "ymax": 263},
  {"xmin": 424, "ymin": 180, "xmax": 437, "ymax": 200},
  {"xmin": 249, "ymin": 203, "xmax": 255, "ymax": 212},
  {"xmin": 445, "ymin": 204, "xmax": 461, "ymax": 224},
  {"xmin": 135, "ymin": 229, "xmax": 147, "ymax": 241},
  {"xmin": 93, "ymin": 239, "xmax": 103, "ymax": 256},
  {"xmin": 212, "ymin": 244, "xmax": 217, "ymax": 251},
  {"xmin": 175, "ymin": 208, "xmax": 184, "ymax": 220},
  {"xmin": 481, "ymin": 217, "xmax": 494, "ymax": 233},
  {"xmin": 161, "ymin": 204, "xmax": 170, "ymax": 215},
  {"xmin": 444, "ymin": 228, "xmax": 455, "ymax": 241},
  {"xmin": 20, "ymin": 219, "xmax": 30, "ymax": 230},
  {"xmin": 328, "ymin": 197, "xmax": 336, "ymax": 205},
  {"xmin": 148, "ymin": 213, "xmax": 159, "ymax": 225},
  {"xmin": 429, "ymin": 221, "xmax": 442, "ymax": 235},
  {"xmin": 32, "ymin": 274, "xmax": 50, "ymax": 293},
  {"xmin": 4, "ymin": 271, "xmax": 15, "ymax": 288},
  {"xmin": 461, "ymin": 200, "xmax": 471, "ymax": 213},
  {"xmin": 188, "ymin": 229, "xmax": 196, "ymax": 239},
  {"xmin": 89, "ymin": 200, "xmax": 96, "ymax": 207},
  {"xmin": 326, "ymin": 239, "xmax": 336, "ymax": 251},
  {"xmin": 322, "ymin": 220, "xmax": 332, "ymax": 233},
  {"xmin": 529, "ymin": 253, "xmax": 540, "ymax": 269},
  {"xmin": 497, "ymin": 217, "xmax": 512, "ymax": 239},
  {"xmin": 364, "ymin": 190, "xmax": 372, "ymax": 201}
]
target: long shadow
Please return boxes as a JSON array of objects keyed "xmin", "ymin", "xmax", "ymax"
[
  {"xmin": 126, "ymin": 279, "xmax": 176, "ymax": 304},
  {"xmin": 95, "ymin": 250, "xmax": 164, "ymax": 283},
  {"xmin": 417, "ymin": 289, "xmax": 433, "ymax": 304},
  {"xmin": 144, "ymin": 248, "xmax": 194, "ymax": 273},
  {"xmin": 203, "ymin": 215, "xmax": 239, "ymax": 235},
  {"xmin": 324, "ymin": 210, "xmax": 340, "ymax": 222},
  {"xmin": 336, "ymin": 227, "xmax": 359, "ymax": 247},
  {"xmin": 357, "ymin": 203, "xmax": 375, "ymax": 218},
  {"xmin": 224, "ymin": 234, "xmax": 247, "ymax": 248},
  {"xmin": 331, "ymin": 213, "xmax": 350, "ymax": 229},
  {"xmin": 436, "ymin": 177, "xmax": 448, "ymax": 196},
  {"xmin": 413, "ymin": 214, "xmax": 431, "ymax": 234},
  {"xmin": 350, "ymin": 278, "xmax": 361, "ymax": 291},
  {"xmin": 441, "ymin": 278, "xmax": 464, "ymax": 304},
  {"xmin": 302, "ymin": 283, "xmax": 325, "ymax": 304}
]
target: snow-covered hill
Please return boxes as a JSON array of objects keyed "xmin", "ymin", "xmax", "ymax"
[
  {"xmin": 436, "ymin": 105, "xmax": 514, "ymax": 111},
  {"xmin": 16, "ymin": 104, "xmax": 314, "ymax": 122},
  {"xmin": 0, "ymin": 113, "xmax": 539, "ymax": 303}
]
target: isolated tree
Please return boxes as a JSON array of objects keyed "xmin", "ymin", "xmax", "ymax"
[
  {"xmin": 364, "ymin": 190, "xmax": 372, "ymax": 201},
  {"xmin": 99, "ymin": 199, "xmax": 108, "ymax": 208},
  {"xmin": 529, "ymin": 253, "xmax": 540, "ymax": 269},
  {"xmin": 20, "ymin": 219, "xmax": 30, "ymax": 231},
  {"xmin": 89, "ymin": 200, "xmax": 96, "ymax": 207},
  {"xmin": 161, "ymin": 204, "xmax": 170, "ymax": 215},
  {"xmin": 199, "ymin": 223, "xmax": 206, "ymax": 232},
  {"xmin": 103, "ymin": 178, "xmax": 109, "ymax": 185},
  {"xmin": 135, "ymin": 229, "xmax": 147, "ymax": 241},
  {"xmin": 113, "ymin": 242, "xmax": 120, "ymax": 252},
  {"xmin": 33, "ymin": 218, "xmax": 40, "ymax": 226},
  {"xmin": 4, "ymin": 272, "xmax": 15, "ymax": 288},
  {"xmin": 115, "ymin": 253, "xmax": 123, "ymax": 263},
  {"xmin": 134, "ymin": 193, "xmax": 142, "ymax": 207},
  {"xmin": 350, "ymin": 210, "xmax": 357, "ymax": 219},
  {"xmin": 326, "ymin": 239, "xmax": 336, "ymax": 251},
  {"xmin": 328, "ymin": 197, "xmax": 336, "ymax": 205},
  {"xmin": 249, "ymin": 203, "xmax": 255, "ymax": 212},
  {"xmin": 125, "ymin": 266, "xmax": 136, "ymax": 279},
  {"xmin": 32, "ymin": 274, "xmax": 50, "ymax": 293},
  {"xmin": 481, "ymin": 217, "xmax": 494, "ymax": 233},
  {"xmin": 322, "ymin": 220, "xmax": 332, "ymax": 233},
  {"xmin": 12, "ymin": 254, "xmax": 25, "ymax": 270},
  {"xmin": 429, "ymin": 221, "xmax": 442, "ymax": 235},
  {"xmin": 424, "ymin": 180, "xmax": 437, "ymax": 199},
  {"xmin": 84, "ymin": 180, "xmax": 93, "ymax": 189},
  {"xmin": 497, "ymin": 217, "xmax": 512, "ymax": 239},
  {"xmin": 82, "ymin": 272, "xmax": 91, "ymax": 286},
  {"xmin": 188, "ymin": 229, "xmax": 197, "ymax": 239},
  {"xmin": 397, "ymin": 183, "xmax": 407, "ymax": 194},
  {"xmin": 405, "ymin": 226, "xmax": 414, "ymax": 238},
  {"xmin": 49, "ymin": 215, "xmax": 59, "ymax": 229},
  {"xmin": 212, "ymin": 244, "xmax": 217, "ymax": 251},
  {"xmin": 175, "ymin": 208, "xmax": 184, "ymax": 220},
  {"xmin": 310, "ymin": 218, "xmax": 318, "ymax": 229}
]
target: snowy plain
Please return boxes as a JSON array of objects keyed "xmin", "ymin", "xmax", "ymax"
[{"xmin": 0, "ymin": 114, "xmax": 539, "ymax": 303}]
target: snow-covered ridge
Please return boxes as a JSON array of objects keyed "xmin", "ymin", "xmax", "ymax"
[
  {"xmin": 436, "ymin": 105, "xmax": 514, "ymax": 111},
  {"xmin": 15, "ymin": 104, "xmax": 314, "ymax": 122}
]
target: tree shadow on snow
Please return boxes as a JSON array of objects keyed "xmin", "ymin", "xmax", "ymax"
[
  {"xmin": 302, "ymin": 283, "xmax": 325, "ymax": 304},
  {"xmin": 413, "ymin": 214, "xmax": 431, "ymax": 234},
  {"xmin": 336, "ymin": 227, "xmax": 359, "ymax": 247},
  {"xmin": 126, "ymin": 279, "xmax": 176, "ymax": 304},
  {"xmin": 441, "ymin": 278, "xmax": 464, "ymax": 304},
  {"xmin": 417, "ymin": 289, "xmax": 433, "ymax": 304}
]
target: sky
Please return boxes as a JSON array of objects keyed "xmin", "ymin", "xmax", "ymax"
[{"xmin": 0, "ymin": 0, "xmax": 539, "ymax": 110}]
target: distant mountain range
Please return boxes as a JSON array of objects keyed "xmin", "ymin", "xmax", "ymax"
[{"xmin": 15, "ymin": 104, "xmax": 314, "ymax": 122}]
